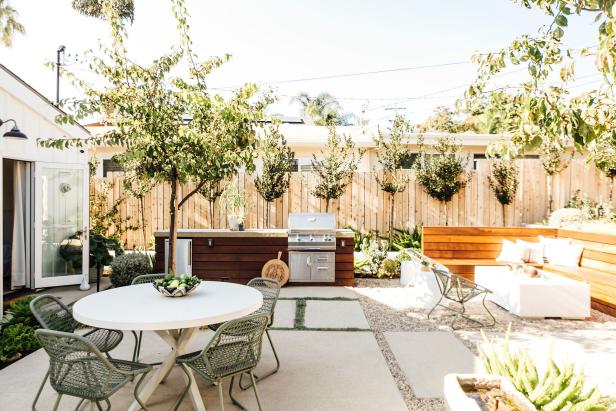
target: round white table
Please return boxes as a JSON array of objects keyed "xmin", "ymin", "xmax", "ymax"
[{"xmin": 73, "ymin": 281, "xmax": 263, "ymax": 411}]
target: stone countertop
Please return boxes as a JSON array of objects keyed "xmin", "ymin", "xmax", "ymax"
[{"xmin": 154, "ymin": 228, "xmax": 355, "ymax": 238}]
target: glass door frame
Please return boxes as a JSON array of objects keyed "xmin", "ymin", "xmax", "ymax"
[{"xmin": 33, "ymin": 162, "xmax": 89, "ymax": 288}]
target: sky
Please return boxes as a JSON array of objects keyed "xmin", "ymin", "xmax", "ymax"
[{"xmin": 0, "ymin": 0, "xmax": 604, "ymax": 129}]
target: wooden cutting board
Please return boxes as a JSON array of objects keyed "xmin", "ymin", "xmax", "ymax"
[{"xmin": 261, "ymin": 251, "xmax": 289, "ymax": 286}]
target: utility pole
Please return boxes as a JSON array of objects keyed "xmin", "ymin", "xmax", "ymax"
[{"xmin": 56, "ymin": 45, "xmax": 65, "ymax": 104}]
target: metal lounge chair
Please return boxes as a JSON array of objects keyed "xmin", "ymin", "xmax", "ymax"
[
  {"xmin": 172, "ymin": 313, "xmax": 270, "ymax": 411},
  {"xmin": 208, "ymin": 277, "xmax": 282, "ymax": 390},
  {"xmin": 30, "ymin": 294, "xmax": 125, "ymax": 410},
  {"xmin": 34, "ymin": 329, "xmax": 151, "ymax": 411},
  {"xmin": 130, "ymin": 273, "xmax": 166, "ymax": 362},
  {"xmin": 427, "ymin": 267, "xmax": 496, "ymax": 330}
]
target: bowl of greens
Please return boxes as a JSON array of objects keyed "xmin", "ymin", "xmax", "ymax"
[{"xmin": 153, "ymin": 274, "xmax": 201, "ymax": 297}]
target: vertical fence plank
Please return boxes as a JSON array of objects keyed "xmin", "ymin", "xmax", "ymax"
[{"xmin": 91, "ymin": 158, "xmax": 615, "ymax": 248}]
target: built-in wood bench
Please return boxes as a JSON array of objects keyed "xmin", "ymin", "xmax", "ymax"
[{"xmin": 422, "ymin": 226, "xmax": 616, "ymax": 317}]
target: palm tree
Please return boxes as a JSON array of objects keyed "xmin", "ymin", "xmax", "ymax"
[
  {"xmin": 0, "ymin": 0, "xmax": 24, "ymax": 47},
  {"xmin": 293, "ymin": 92, "xmax": 355, "ymax": 126}
]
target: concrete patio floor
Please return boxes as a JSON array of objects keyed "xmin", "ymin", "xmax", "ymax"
[{"xmin": 2, "ymin": 280, "xmax": 616, "ymax": 410}]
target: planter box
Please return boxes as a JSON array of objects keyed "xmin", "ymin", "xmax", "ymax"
[{"xmin": 443, "ymin": 374, "xmax": 536, "ymax": 411}]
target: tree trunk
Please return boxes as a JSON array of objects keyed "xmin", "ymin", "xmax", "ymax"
[
  {"xmin": 265, "ymin": 201, "xmax": 270, "ymax": 228},
  {"xmin": 502, "ymin": 203, "xmax": 506, "ymax": 227},
  {"xmin": 209, "ymin": 200, "xmax": 215, "ymax": 229},
  {"xmin": 547, "ymin": 174, "xmax": 553, "ymax": 216},
  {"xmin": 610, "ymin": 176, "xmax": 614, "ymax": 203},
  {"xmin": 167, "ymin": 175, "xmax": 178, "ymax": 275},
  {"xmin": 444, "ymin": 202, "xmax": 449, "ymax": 226},
  {"xmin": 139, "ymin": 196, "xmax": 147, "ymax": 250},
  {"xmin": 325, "ymin": 199, "xmax": 330, "ymax": 213},
  {"xmin": 388, "ymin": 192, "xmax": 395, "ymax": 248}
]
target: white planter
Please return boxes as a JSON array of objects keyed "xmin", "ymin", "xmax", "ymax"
[
  {"xmin": 400, "ymin": 260, "xmax": 419, "ymax": 286},
  {"xmin": 227, "ymin": 215, "xmax": 240, "ymax": 231},
  {"xmin": 443, "ymin": 374, "xmax": 536, "ymax": 411}
]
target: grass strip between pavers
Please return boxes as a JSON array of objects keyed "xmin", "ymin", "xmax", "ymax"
[{"xmin": 273, "ymin": 297, "xmax": 371, "ymax": 332}]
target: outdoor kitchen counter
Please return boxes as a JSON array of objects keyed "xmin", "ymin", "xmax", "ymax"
[
  {"xmin": 153, "ymin": 229, "xmax": 355, "ymax": 286},
  {"xmin": 153, "ymin": 229, "xmax": 355, "ymax": 238}
]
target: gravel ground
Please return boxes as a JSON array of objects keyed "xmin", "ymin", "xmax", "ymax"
[{"xmin": 351, "ymin": 278, "xmax": 616, "ymax": 411}]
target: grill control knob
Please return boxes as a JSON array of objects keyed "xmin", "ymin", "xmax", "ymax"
[{"xmin": 309, "ymin": 235, "xmax": 314, "ymax": 241}]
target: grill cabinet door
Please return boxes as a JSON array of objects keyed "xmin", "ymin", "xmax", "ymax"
[{"xmin": 289, "ymin": 252, "xmax": 311, "ymax": 281}]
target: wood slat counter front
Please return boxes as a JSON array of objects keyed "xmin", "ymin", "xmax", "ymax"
[{"xmin": 154, "ymin": 229, "xmax": 355, "ymax": 286}]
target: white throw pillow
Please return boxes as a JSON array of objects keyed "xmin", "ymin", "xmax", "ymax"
[
  {"xmin": 496, "ymin": 239, "xmax": 523, "ymax": 264},
  {"xmin": 516, "ymin": 240, "xmax": 544, "ymax": 264},
  {"xmin": 546, "ymin": 243, "xmax": 584, "ymax": 267},
  {"xmin": 540, "ymin": 236, "xmax": 573, "ymax": 264}
]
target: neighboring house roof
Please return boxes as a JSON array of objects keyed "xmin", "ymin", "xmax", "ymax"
[
  {"xmin": 0, "ymin": 63, "xmax": 90, "ymax": 138},
  {"xmin": 275, "ymin": 124, "xmax": 512, "ymax": 148},
  {"xmin": 85, "ymin": 121, "xmax": 512, "ymax": 149}
]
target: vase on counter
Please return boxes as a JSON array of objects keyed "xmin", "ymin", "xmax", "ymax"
[{"xmin": 227, "ymin": 215, "xmax": 240, "ymax": 231}]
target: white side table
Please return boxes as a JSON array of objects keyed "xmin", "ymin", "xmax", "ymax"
[{"xmin": 73, "ymin": 281, "xmax": 263, "ymax": 411}]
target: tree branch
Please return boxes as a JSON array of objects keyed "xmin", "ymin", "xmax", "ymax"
[{"xmin": 177, "ymin": 179, "xmax": 207, "ymax": 208}]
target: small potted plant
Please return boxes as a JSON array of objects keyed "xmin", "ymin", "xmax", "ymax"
[{"xmin": 222, "ymin": 184, "xmax": 246, "ymax": 231}]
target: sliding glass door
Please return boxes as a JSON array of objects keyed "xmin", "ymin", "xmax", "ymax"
[{"xmin": 34, "ymin": 162, "xmax": 89, "ymax": 288}]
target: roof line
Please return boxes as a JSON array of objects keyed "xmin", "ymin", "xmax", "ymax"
[{"xmin": 0, "ymin": 63, "xmax": 90, "ymax": 135}]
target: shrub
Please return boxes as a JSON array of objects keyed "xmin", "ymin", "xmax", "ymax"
[
  {"xmin": 355, "ymin": 236, "xmax": 388, "ymax": 277},
  {"xmin": 378, "ymin": 258, "xmax": 399, "ymax": 278},
  {"xmin": 390, "ymin": 225, "xmax": 422, "ymax": 251},
  {"xmin": 110, "ymin": 252, "xmax": 152, "ymax": 287},
  {"xmin": 0, "ymin": 296, "xmax": 40, "ymax": 364},
  {"xmin": 1, "ymin": 296, "xmax": 38, "ymax": 328}
]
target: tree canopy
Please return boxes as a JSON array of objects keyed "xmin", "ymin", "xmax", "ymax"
[
  {"xmin": 311, "ymin": 125, "xmax": 364, "ymax": 211},
  {"xmin": 40, "ymin": 0, "xmax": 271, "ymax": 271},
  {"xmin": 0, "ymin": 0, "xmax": 23, "ymax": 47},
  {"xmin": 466, "ymin": 0, "xmax": 615, "ymax": 157}
]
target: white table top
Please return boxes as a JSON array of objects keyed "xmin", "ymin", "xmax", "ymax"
[{"xmin": 73, "ymin": 281, "xmax": 263, "ymax": 331}]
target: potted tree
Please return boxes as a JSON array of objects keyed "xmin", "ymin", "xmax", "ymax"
[
  {"xmin": 89, "ymin": 231, "xmax": 124, "ymax": 291},
  {"xmin": 222, "ymin": 184, "xmax": 246, "ymax": 231}
]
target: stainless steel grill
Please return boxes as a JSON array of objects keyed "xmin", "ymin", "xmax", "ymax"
[{"xmin": 287, "ymin": 213, "xmax": 336, "ymax": 283}]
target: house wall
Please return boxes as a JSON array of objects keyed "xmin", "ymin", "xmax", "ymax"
[{"xmin": 0, "ymin": 65, "xmax": 90, "ymax": 311}]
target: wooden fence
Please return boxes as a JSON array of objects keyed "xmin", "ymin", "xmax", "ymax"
[{"xmin": 91, "ymin": 158, "xmax": 616, "ymax": 249}]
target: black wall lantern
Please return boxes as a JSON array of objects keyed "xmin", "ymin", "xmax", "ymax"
[{"xmin": 0, "ymin": 118, "xmax": 28, "ymax": 139}]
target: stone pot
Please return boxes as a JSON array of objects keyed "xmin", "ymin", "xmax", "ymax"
[
  {"xmin": 400, "ymin": 260, "xmax": 418, "ymax": 286},
  {"xmin": 443, "ymin": 374, "xmax": 536, "ymax": 411}
]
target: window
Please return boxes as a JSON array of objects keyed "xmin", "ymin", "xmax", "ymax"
[
  {"xmin": 473, "ymin": 154, "xmax": 486, "ymax": 170},
  {"xmin": 102, "ymin": 159, "xmax": 123, "ymax": 177},
  {"xmin": 289, "ymin": 159, "xmax": 299, "ymax": 172},
  {"xmin": 400, "ymin": 153, "xmax": 418, "ymax": 169}
]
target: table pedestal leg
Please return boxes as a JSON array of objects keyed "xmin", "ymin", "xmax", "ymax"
[{"xmin": 128, "ymin": 327, "xmax": 205, "ymax": 411}]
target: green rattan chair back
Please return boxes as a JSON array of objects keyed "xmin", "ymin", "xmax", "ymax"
[
  {"xmin": 131, "ymin": 273, "xmax": 166, "ymax": 285},
  {"xmin": 30, "ymin": 295, "xmax": 78, "ymax": 333},
  {"xmin": 36, "ymin": 329, "xmax": 122, "ymax": 399},
  {"xmin": 202, "ymin": 313, "xmax": 269, "ymax": 379},
  {"xmin": 246, "ymin": 277, "xmax": 281, "ymax": 326}
]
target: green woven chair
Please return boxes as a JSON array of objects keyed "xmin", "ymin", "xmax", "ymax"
[
  {"xmin": 427, "ymin": 267, "xmax": 496, "ymax": 330},
  {"xmin": 130, "ymin": 273, "xmax": 166, "ymax": 362},
  {"xmin": 34, "ymin": 329, "xmax": 151, "ymax": 411},
  {"xmin": 173, "ymin": 313, "xmax": 270, "ymax": 411},
  {"xmin": 208, "ymin": 277, "xmax": 281, "ymax": 390},
  {"xmin": 30, "ymin": 294, "xmax": 125, "ymax": 410},
  {"xmin": 30, "ymin": 295, "xmax": 124, "ymax": 353}
]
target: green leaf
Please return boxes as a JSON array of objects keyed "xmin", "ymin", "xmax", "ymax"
[{"xmin": 555, "ymin": 15, "xmax": 568, "ymax": 27}]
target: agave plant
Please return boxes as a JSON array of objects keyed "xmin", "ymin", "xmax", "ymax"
[{"xmin": 478, "ymin": 327, "xmax": 614, "ymax": 411}]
